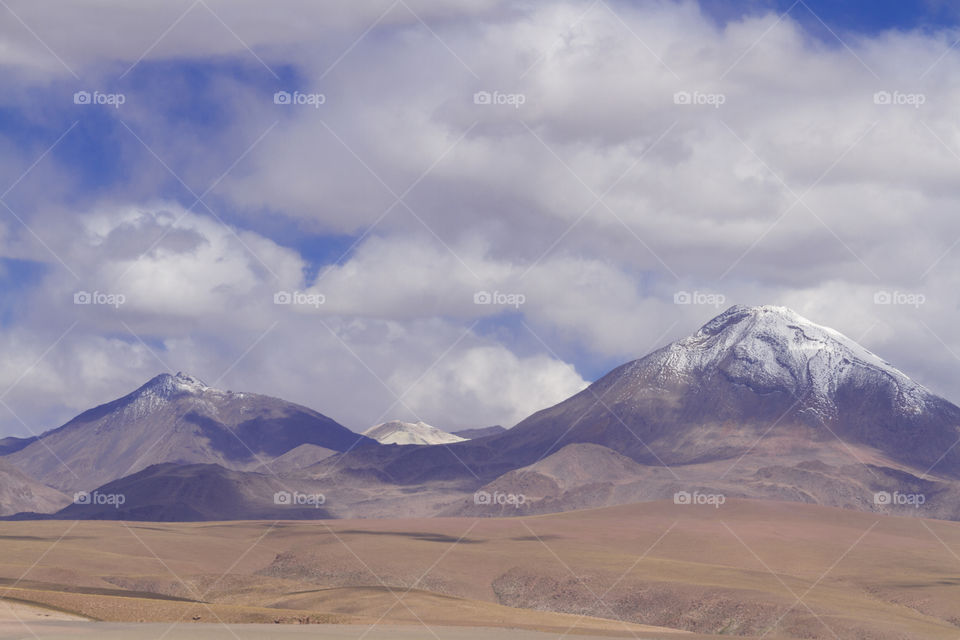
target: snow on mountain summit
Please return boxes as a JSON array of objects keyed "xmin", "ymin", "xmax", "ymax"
[
  {"xmin": 117, "ymin": 372, "xmax": 229, "ymax": 421},
  {"xmin": 674, "ymin": 305, "xmax": 898, "ymax": 372},
  {"xmin": 141, "ymin": 372, "xmax": 210, "ymax": 396},
  {"xmin": 641, "ymin": 304, "xmax": 927, "ymax": 417},
  {"xmin": 363, "ymin": 421, "xmax": 466, "ymax": 446}
]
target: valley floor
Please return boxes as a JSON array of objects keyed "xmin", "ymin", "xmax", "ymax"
[
  {"xmin": 0, "ymin": 621, "xmax": 704, "ymax": 640},
  {"xmin": 0, "ymin": 499, "xmax": 959, "ymax": 639}
]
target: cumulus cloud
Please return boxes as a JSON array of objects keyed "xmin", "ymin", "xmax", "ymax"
[{"xmin": 396, "ymin": 346, "xmax": 587, "ymax": 428}]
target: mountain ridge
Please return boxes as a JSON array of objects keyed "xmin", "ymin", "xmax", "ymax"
[{"xmin": 5, "ymin": 305, "xmax": 960, "ymax": 522}]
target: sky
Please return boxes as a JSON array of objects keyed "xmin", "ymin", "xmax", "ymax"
[
  {"xmin": 1, "ymin": 0, "xmax": 959, "ymax": 436},
  {"xmin": 698, "ymin": 0, "xmax": 960, "ymax": 33}
]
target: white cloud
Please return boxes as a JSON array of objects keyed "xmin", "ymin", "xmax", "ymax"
[
  {"xmin": 392, "ymin": 345, "xmax": 588, "ymax": 429},
  {"xmin": 0, "ymin": 0, "xmax": 510, "ymax": 78}
]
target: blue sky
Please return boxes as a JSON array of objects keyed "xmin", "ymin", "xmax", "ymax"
[
  {"xmin": 1, "ymin": 0, "xmax": 960, "ymax": 435},
  {"xmin": 698, "ymin": 0, "xmax": 960, "ymax": 33}
]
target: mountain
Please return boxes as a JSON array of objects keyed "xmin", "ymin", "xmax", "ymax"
[
  {"xmin": 362, "ymin": 420, "xmax": 466, "ymax": 445},
  {"xmin": 492, "ymin": 304, "xmax": 960, "ymax": 474},
  {"xmin": 453, "ymin": 425, "xmax": 507, "ymax": 439},
  {"xmin": 2, "ymin": 372, "xmax": 374, "ymax": 492},
  {"xmin": 442, "ymin": 443, "xmax": 656, "ymax": 516},
  {"xmin": 0, "ymin": 459, "xmax": 69, "ymax": 516},
  {"xmin": 0, "ymin": 435, "xmax": 37, "ymax": 455},
  {"xmin": 51, "ymin": 463, "xmax": 331, "ymax": 521},
  {"xmin": 254, "ymin": 443, "xmax": 339, "ymax": 474}
]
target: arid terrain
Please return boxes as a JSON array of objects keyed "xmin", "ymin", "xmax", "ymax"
[{"xmin": 1, "ymin": 499, "xmax": 959, "ymax": 639}]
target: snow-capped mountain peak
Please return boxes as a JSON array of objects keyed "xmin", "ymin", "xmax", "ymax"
[
  {"xmin": 504, "ymin": 304, "xmax": 960, "ymax": 477},
  {"xmin": 362, "ymin": 420, "xmax": 466, "ymax": 446},
  {"xmin": 697, "ymin": 305, "xmax": 883, "ymax": 360},
  {"xmin": 118, "ymin": 372, "xmax": 217, "ymax": 420},
  {"xmin": 689, "ymin": 305, "xmax": 894, "ymax": 368},
  {"xmin": 140, "ymin": 372, "xmax": 210, "ymax": 398},
  {"xmin": 646, "ymin": 304, "xmax": 927, "ymax": 417}
]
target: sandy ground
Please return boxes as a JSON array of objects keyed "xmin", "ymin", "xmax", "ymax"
[
  {"xmin": 0, "ymin": 600, "xmax": 90, "ymax": 639},
  {"xmin": 0, "ymin": 600, "xmax": 87, "ymax": 623},
  {"xmin": 0, "ymin": 622, "xmax": 692, "ymax": 640}
]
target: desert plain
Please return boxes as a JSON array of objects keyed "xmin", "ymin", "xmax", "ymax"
[{"xmin": 1, "ymin": 498, "xmax": 958, "ymax": 639}]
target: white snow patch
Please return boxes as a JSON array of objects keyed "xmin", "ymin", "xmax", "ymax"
[{"xmin": 363, "ymin": 420, "xmax": 466, "ymax": 446}]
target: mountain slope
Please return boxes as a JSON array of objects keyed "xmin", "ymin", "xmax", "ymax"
[
  {"xmin": 0, "ymin": 435, "xmax": 37, "ymax": 455},
  {"xmin": 254, "ymin": 443, "xmax": 338, "ymax": 474},
  {"xmin": 363, "ymin": 420, "xmax": 466, "ymax": 445},
  {"xmin": 453, "ymin": 425, "xmax": 507, "ymax": 439},
  {"xmin": 3, "ymin": 372, "xmax": 374, "ymax": 491},
  {"xmin": 442, "ymin": 443, "xmax": 655, "ymax": 516},
  {"xmin": 0, "ymin": 459, "xmax": 69, "ymax": 516},
  {"xmin": 52, "ymin": 463, "xmax": 331, "ymax": 521}
]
